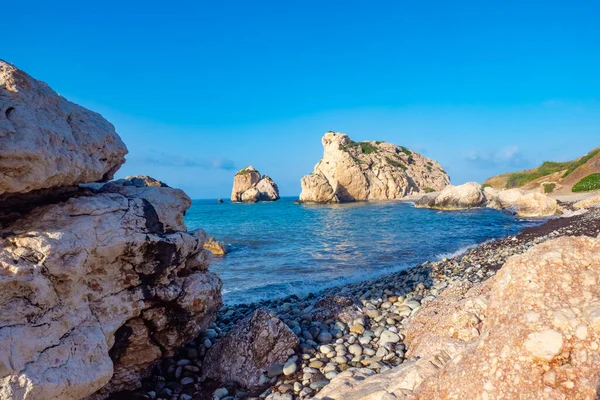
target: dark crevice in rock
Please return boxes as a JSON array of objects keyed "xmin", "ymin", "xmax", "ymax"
[
  {"xmin": 5, "ymin": 106, "xmax": 14, "ymax": 118},
  {"xmin": 109, "ymin": 324, "xmax": 133, "ymax": 363},
  {"xmin": 141, "ymin": 199, "xmax": 164, "ymax": 234},
  {"xmin": 0, "ymin": 186, "xmax": 84, "ymax": 226},
  {"xmin": 139, "ymin": 239, "xmax": 179, "ymax": 286}
]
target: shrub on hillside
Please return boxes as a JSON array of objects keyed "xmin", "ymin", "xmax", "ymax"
[
  {"xmin": 543, "ymin": 183, "xmax": 556, "ymax": 193},
  {"xmin": 572, "ymin": 173, "xmax": 600, "ymax": 192}
]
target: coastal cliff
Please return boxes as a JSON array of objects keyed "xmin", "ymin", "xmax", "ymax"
[
  {"xmin": 299, "ymin": 132, "xmax": 450, "ymax": 203},
  {"xmin": 0, "ymin": 60, "xmax": 222, "ymax": 400}
]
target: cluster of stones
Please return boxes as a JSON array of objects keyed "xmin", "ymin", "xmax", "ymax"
[
  {"xmin": 133, "ymin": 209, "xmax": 600, "ymax": 400},
  {"xmin": 415, "ymin": 182, "xmax": 562, "ymax": 217}
]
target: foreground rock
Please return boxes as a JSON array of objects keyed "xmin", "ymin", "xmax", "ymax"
[
  {"xmin": 231, "ymin": 166, "xmax": 280, "ymax": 202},
  {"xmin": 299, "ymin": 132, "xmax": 450, "ymax": 203},
  {"xmin": 316, "ymin": 234, "xmax": 600, "ymax": 399},
  {"xmin": 0, "ymin": 60, "xmax": 127, "ymax": 196},
  {"xmin": 200, "ymin": 309, "xmax": 299, "ymax": 388},
  {"xmin": 415, "ymin": 182, "xmax": 485, "ymax": 210},
  {"xmin": 0, "ymin": 178, "xmax": 222, "ymax": 400}
]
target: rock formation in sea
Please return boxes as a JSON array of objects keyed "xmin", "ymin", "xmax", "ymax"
[
  {"xmin": 204, "ymin": 236, "xmax": 227, "ymax": 255},
  {"xmin": 315, "ymin": 234, "xmax": 600, "ymax": 399},
  {"xmin": 299, "ymin": 132, "xmax": 450, "ymax": 203},
  {"xmin": 0, "ymin": 60, "xmax": 222, "ymax": 400},
  {"xmin": 230, "ymin": 166, "xmax": 280, "ymax": 202}
]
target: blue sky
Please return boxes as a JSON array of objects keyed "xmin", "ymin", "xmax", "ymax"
[{"xmin": 4, "ymin": 1, "xmax": 599, "ymax": 198}]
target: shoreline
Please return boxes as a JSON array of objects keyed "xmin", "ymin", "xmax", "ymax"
[{"xmin": 129, "ymin": 205, "xmax": 600, "ymax": 400}]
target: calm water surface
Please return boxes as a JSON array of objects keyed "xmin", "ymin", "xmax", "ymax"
[{"xmin": 185, "ymin": 197, "xmax": 540, "ymax": 304}]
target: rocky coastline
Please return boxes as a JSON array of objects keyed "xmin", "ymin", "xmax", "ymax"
[{"xmin": 127, "ymin": 203, "xmax": 600, "ymax": 400}]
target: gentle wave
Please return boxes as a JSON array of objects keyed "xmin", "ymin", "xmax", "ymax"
[{"xmin": 186, "ymin": 197, "xmax": 541, "ymax": 304}]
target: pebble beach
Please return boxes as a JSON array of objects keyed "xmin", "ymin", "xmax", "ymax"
[{"xmin": 127, "ymin": 206, "xmax": 600, "ymax": 400}]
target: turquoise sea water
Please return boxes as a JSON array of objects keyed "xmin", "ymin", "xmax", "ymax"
[{"xmin": 185, "ymin": 197, "xmax": 540, "ymax": 304}]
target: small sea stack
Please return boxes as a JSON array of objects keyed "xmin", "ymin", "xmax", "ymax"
[{"xmin": 231, "ymin": 166, "xmax": 280, "ymax": 203}]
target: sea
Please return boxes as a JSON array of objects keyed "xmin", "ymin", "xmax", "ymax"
[{"xmin": 185, "ymin": 197, "xmax": 541, "ymax": 304}]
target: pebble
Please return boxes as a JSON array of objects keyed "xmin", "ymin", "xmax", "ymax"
[
  {"xmin": 283, "ymin": 357, "xmax": 298, "ymax": 376},
  {"xmin": 267, "ymin": 364, "xmax": 284, "ymax": 378},
  {"xmin": 380, "ymin": 330, "xmax": 401, "ymax": 344}
]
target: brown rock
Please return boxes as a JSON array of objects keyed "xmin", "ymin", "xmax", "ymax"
[
  {"xmin": 200, "ymin": 308, "xmax": 299, "ymax": 388},
  {"xmin": 204, "ymin": 237, "xmax": 227, "ymax": 256}
]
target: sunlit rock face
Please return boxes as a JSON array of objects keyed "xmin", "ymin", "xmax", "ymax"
[
  {"xmin": 299, "ymin": 132, "xmax": 450, "ymax": 203},
  {"xmin": 0, "ymin": 59, "xmax": 127, "ymax": 196}
]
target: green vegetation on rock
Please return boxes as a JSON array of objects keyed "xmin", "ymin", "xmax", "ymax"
[
  {"xmin": 385, "ymin": 156, "xmax": 406, "ymax": 170},
  {"xmin": 563, "ymin": 149, "xmax": 600, "ymax": 178},
  {"xmin": 572, "ymin": 173, "xmax": 600, "ymax": 192},
  {"xmin": 422, "ymin": 187, "xmax": 435, "ymax": 193},
  {"xmin": 400, "ymin": 146, "xmax": 412, "ymax": 156},
  {"xmin": 543, "ymin": 183, "xmax": 556, "ymax": 193}
]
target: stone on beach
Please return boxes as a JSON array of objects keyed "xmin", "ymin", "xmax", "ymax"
[
  {"xmin": 416, "ymin": 182, "xmax": 486, "ymax": 210},
  {"xmin": 200, "ymin": 308, "xmax": 300, "ymax": 388},
  {"xmin": 516, "ymin": 192, "xmax": 560, "ymax": 217}
]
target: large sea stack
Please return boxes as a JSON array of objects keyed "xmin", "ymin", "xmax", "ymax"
[
  {"xmin": 299, "ymin": 132, "xmax": 450, "ymax": 203},
  {"xmin": 0, "ymin": 60, "xmax": 222, "ymax": 400}
]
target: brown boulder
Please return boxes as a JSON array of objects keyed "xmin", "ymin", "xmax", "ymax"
[{"xmin": 200, "ymin": 309, "xmax": 299, "ymax": 388}]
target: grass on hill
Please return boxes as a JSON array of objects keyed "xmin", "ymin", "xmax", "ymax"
[
  {"xmin": 572, "ymin": 173, "xmax": 600, "ymax": 192},
  {"xmin": 506, "ymin": 161, "xmax": 573, "ymax": 188},
  {"xmin": 563, "ymin": 148, "xmax": 600, "ymax": 178}
]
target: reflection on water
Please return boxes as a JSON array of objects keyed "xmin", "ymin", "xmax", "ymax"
[{"xmin": 185, "ymin": 197, "xmax": 540, "ymax": 304}]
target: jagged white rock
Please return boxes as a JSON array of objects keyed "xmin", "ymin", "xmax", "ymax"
[
  {"xmin": 0, "ymin": 60, "xmax": 127, "ymax": 195},
  {"xmin": 0, "ymin": 180, "xmax": 222, "ymax": 400}
]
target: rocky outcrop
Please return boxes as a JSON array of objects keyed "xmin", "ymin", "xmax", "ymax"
[
  {"xmin": 415, "ymin": 182, "xmax": 485, "ymax": 210},
  {"xmin": 0, "ymin": 179, "xmax": 222, "ymax": 400},
  {"xmin": 204, "ymin": 237, "xmax": 227, "ymax": 256},
  {"xmin": 316, "ymin": 235, "xmax": 600, "ymax": 399},
  {"xmin": 200, "ymin": 309, "xmax": 299, "ymax": 388},
  {"xmin": 0, "ymin": 60, "xmax": 127, "ymax": 196},
  {"xmin": 299, "ymin": 132, "xmax": 450, "ymax": 203},
  {"xmin": 231, "ymin": 166, "xmax": 280, "ymax": 202},
  {"xmin": 418, "ymin": 184, "xmax": 561, "ymax": 217},
  {"xmin": 0, "ymin": 61, "xmax": 222, "ymax": 400}
]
